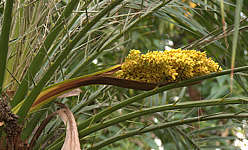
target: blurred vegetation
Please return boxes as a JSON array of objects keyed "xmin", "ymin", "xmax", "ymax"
[{"xmin": 0, "ymin": 0, "xmax": 248, "ymax": 149}]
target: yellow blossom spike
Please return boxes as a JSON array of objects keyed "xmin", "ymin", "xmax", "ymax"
[{"xmin": 116, "ymin": 49, "xmax": 222, "ymax": 83}]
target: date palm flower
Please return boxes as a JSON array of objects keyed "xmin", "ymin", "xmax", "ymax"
[
  {"xmin": 17, "ymin": 49, "xmax": 223, "ymax": 114},
  {"xmin": 115, "ymin": 49, "xmax": 222, "ymax": 83}
]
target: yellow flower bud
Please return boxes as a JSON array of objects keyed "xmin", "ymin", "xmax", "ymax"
[{"xmin": 116, "ymin": 49, "xmax": 222, "ymax": 83}]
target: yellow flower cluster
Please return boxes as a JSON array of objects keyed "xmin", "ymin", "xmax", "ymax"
[{"xmin": 115, "ymin": 49, "xmax": 222, "ymax": 83}]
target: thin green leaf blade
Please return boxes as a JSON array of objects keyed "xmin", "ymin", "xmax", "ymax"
[
  {"xmin": 230, "ymin": 0, "xmax": 243, "ymax": 90},
  {"xmin": 0, "ymin": 0, "xmax": 14, "ymax": 92}
]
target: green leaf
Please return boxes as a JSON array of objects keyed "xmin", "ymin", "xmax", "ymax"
[{"xmin": 0, "ymin": 0, "xmax": 14, "ymax": 92}]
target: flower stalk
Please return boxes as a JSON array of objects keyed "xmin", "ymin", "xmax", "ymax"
[{"xmin": 12, "ymin": 48, "xmax": 246, "ymax": 116}]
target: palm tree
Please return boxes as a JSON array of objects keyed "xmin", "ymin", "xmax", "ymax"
[{"xmin": 0, "ymin": 0, "xmax": 248, "ymax": 149}]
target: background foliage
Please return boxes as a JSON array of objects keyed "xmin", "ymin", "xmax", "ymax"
[{"xmin": 1, "ymin": 0, "xmax": 248, "ymax": 149}]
